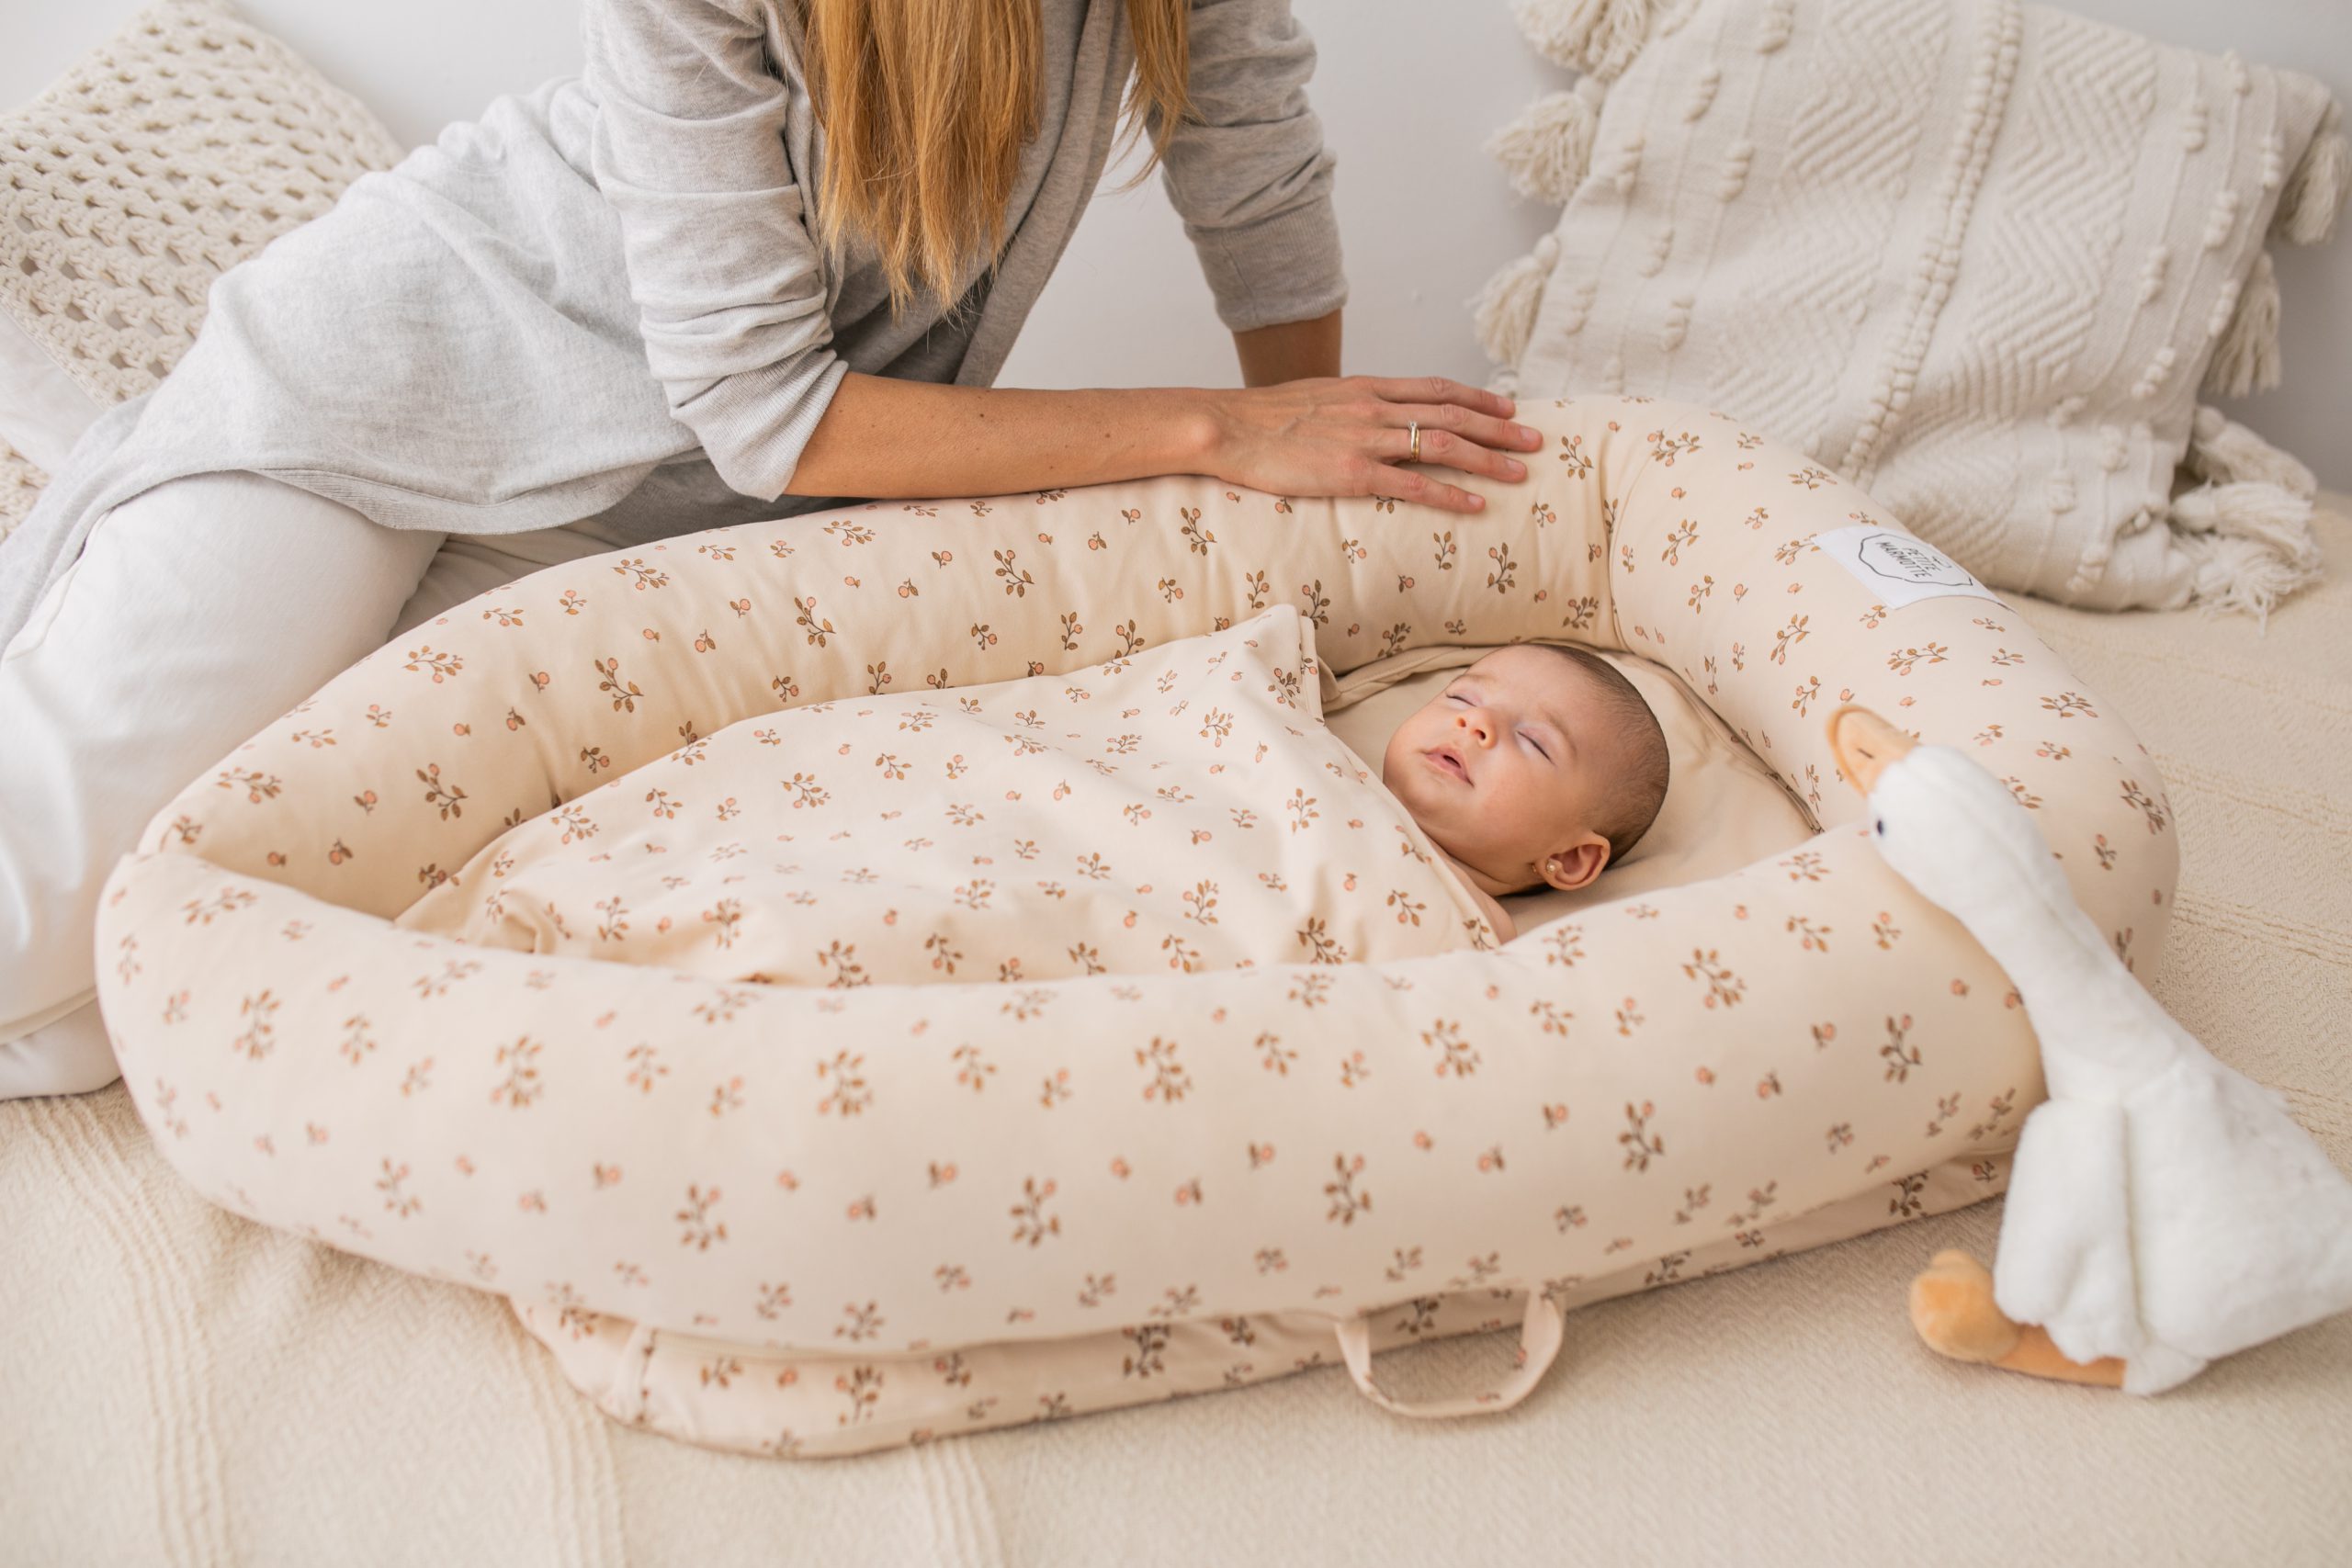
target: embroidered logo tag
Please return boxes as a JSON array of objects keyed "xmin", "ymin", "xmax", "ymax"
[{"xmin": 1814, "ymin": 525, "xmax": 2005, "ymax": 609}]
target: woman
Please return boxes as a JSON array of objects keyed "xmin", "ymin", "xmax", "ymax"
[{"xmin": 0, "ymin": 0, "xmax": 1541, "ymax": 1099}]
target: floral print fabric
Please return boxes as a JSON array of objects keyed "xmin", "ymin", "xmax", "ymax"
[
  {"xmin": 396, "ymin": 606, "xmax": 1494, "ymax": 986},
  {"xmin": 95, "ymin": 396, "xmax": 2178, "ymax": 1456}
]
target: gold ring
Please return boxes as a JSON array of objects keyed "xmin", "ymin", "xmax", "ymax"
[{"xmin": 1408, "ymin": 421, "xmax": 1421, "ymax": 463}]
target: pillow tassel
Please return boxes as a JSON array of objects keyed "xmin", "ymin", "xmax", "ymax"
[
  {"xmin": 1471, "ymin": 234, "xmax": 1562, "ymax": 367},
  {"xmin": 2202, "ymin": 249, "xmax": 2282, "ymax": 398},
  {"xmin": 2270, "ymin": 101, "xmax": 2348, "ymax": 246},
  {"xmin": 2184, "ymin": 404, "xmax": 2316, "ymax": 498},
  {"xmin": 1483, "ymin": 78, "xmax": 1608, "ymax": 204},
  {"xmin": 2169, "ymin": 479, "xmax": 2323, "ymax": 625},
  {"xmin": 1510, "ymin": 0, "xmax": 1657, "ymax": 84}
]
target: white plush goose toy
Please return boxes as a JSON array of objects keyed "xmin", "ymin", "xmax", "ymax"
[{"xmin": 1826, "ymin": 706, "xmax": 2352, "ymax": 1393}]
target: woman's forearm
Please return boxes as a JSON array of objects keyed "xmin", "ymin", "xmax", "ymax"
[
  {"xmin": 783, "ymin": 374, "xmax": 1225, "ymax": 502},
  {"xmin": 782, "ymin": 306, "xmax": 1343, "ymax": 503},
  {"xmin": 783, "ymin": 355, "xmax": 1540, "ymax": 520},
  {"xmin": 1232, "ymin": 308, "xmax": 1342, "ymax": 387}
]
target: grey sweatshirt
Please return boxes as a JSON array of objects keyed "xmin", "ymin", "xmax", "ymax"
[{"xmin": 0, "ymin": 0, "xmax": 1348, "ymax": 648}]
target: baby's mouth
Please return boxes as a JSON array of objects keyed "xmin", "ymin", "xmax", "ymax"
[{"xmin": 1424, "ymin": 745, "xmax": 1470, "ymax": 784}]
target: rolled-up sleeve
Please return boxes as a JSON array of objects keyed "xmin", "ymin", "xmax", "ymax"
[
  {"xmin": 583, "ymin": 0, "xmax": 846, "ymax": 500},
  {"xmin": 1154, "ymin": 0, "xmax": 1349, "ymax": 333}
]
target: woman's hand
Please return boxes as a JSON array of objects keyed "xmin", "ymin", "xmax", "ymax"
[{"xmin": 1200, "ymin": 376, "xmax": 1544, "ymax": 515}]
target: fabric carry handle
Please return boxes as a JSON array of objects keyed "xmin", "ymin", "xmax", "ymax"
[{"xmin": 1333, "ymin": 1291, "xmax": 1566, "ymax": 1418}]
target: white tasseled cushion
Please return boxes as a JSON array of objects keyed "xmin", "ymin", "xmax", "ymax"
[{"xmin": 1481, "ymin": 0, "xmax": 2347, "ymax": 617}]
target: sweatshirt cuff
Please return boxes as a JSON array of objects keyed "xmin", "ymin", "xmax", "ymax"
[
  {"xmin": 1185, "ymin": 192, "xmax": 1350, "ymax": 336},
  {"xmin": 673, "ymin": 350, "xmax": 853, "ymax": 502}
]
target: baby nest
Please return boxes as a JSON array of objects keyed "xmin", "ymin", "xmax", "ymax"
[{"xmin": 96, "ymin": 395, "xmax": 2180, "ymax": 1457}]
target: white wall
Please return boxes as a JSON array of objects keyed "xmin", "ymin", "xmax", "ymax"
[{"xmin": 6, "ymin": 0, "xmax": 2346, "ymax": 483}]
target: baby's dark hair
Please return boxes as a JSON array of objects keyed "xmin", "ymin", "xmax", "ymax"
[{"xmin": 1528, "ymin": 642, "xmax": 1671, "ymax": 866}]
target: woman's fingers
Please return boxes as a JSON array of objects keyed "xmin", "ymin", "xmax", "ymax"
[
  {"xmin": 1368, "ymin": 463, "xmax": 1487, "ymax": 515},
  {"xmin": 1385, "ymin": 399, "xmax": 1545, "ymax": 454},
  {"xmin": 1388, "ymin": 418, "xmax": 1532, "ymax": 484},
  {"xmin": 1362, "ymin": 375, "xmax": 1517, "ymax": 421}
]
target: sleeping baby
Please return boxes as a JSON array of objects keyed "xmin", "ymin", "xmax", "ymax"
[
  {"xmin": 398, "ymin": 610, "xmax": 1669, "ymax": 983},
  {"xmin": 1380, "ymin": 644, "xmax": 1670, "ymax": 942}
]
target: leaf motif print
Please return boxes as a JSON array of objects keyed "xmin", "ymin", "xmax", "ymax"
[
  {"xmin": 215, "ymin": 767, "xmax": 283, "ymax": 805},
  {"xmin": 414, "ymin": 764, "xmax": 469, "ymax": 819},
  {"xmin": 402, "ymin": 645, "xmax": 462, "ymax": 682},
  {"xmin": 1620, "ymin": 1101, "xmax": 1664, "ymax": 1170},
  {"xmin": 1421, "ymin": 1019, "xmax": 1479, "ymax": 1077},
  {"xmin": 2120, "ymin": 779, "xmax": 2168, "ymax": 833},
  {"xmin": 1295, "ymin": 918, "xmax": 1348, "ymax": 964},
  {"xmin": 1325, "ymin": 1153, "xmax": 1372, "ymax": 1224},
  {"xmin": 594, "ymin": 657, "xmax": 644, "ymax": 712},
  {"xmin": 992, "ymin": 548, "xmax": 1035, "ymax": 598},
  {"xmin": 1648, "ymin": 429, "xmax": 1700, "ymax": 465},
  {"xmin": 1681, "ymin": 948, "xmax": 1746, "ymax": 1008},
  {"xmin": 1880, "ymin": 1015, "xmax": 1921, "ymax": 1083},
  {"xmin": 1486, "ymin": 543, "xmax": 1517, "ymax": 593},
  {"xmin": 625, "ymin": 1043, "xmax": 669, "ymax": 1094},
  {"xmin": 232, "ymin": 990, "xmax": 278, "ymax": 1059},
  {"xmin": 793, "ymin": 596, "xmax": 834, "ymax": 647},
  {"xmin": 1297, "ymin": 580, "xmax": 1330, "ymax": 627},
  {"xmin": 676, "ymin": 1184, "xmax": 726, "ymax": 1249},
  {"xmin": 1770, "ymin": 615, "xmax": 1810, "ymax": 664},
  {"xmin": 817, "ymin": 1050, "xmax": 872, "ymax": 1116},
  {"xmin": 817, "ymin": 941, "xmax": 869, "ymax": 987},
  {"xmin": 953, "ymin": 1043, "xmax": 997, "ymax": 1092},
  {"xmin": 1136, "ymin": 1037, "xmax": 1192, "ymax": 1102},
  {"xmin": 491, "ymin": 1036, "xmax": 544, "ymax": 1108},
  {"xmin": 1256, "ymin": 1032, "xmax": 1296, "ymax": 1076},
  {"xmin": 377, "ymin": 1159, "xmax": 420, "ymax": 1218},
  {"xmin": 1010, "ymin": 1177, "xmax": 1060, "ymax": 1247}
]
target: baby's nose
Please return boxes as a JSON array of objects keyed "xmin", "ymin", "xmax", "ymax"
[{"xmin": 1454, "ymin": 711, "xmax": 1494, "ymax": 745}]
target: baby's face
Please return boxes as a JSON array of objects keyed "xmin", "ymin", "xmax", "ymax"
[{"xmin": 1380, "ymin": 646, "xmax": 1615, "ymax": 894}]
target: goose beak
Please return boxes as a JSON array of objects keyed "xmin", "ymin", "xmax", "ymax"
[{"xmin": 1826, "ymin": 705, "xmax": 1917, "ymax": 795}]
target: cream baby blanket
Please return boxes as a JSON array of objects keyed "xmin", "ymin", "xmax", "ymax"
[{"xmin": 399, "ymin": 607, "xmax": 1498, "ymax": 983}]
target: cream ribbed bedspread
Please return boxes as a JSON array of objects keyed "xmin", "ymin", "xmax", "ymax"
[{"xmin": 5, "ymin": 507, "xmax": 2346, "ymax": 1566}]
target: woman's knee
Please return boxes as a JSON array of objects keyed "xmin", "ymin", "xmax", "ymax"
[{"xmin": 28, "ymin": 472, "xmax": 444, "ymax": 673}]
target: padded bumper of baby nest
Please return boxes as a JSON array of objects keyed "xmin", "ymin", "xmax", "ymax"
[{"xmin": 96, "ymin": 396, "xmax": 2178, "ymax": 1457}]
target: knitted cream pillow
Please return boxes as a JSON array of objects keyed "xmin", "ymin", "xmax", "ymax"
[
  {"xmin": 1474, "ymin": 0, "xmax": 2348, "ymax": 618},
  {"xmin": 0, "ymin": 0, "xmax": 403, "ymax": 538}
]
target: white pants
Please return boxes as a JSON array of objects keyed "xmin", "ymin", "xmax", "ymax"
[{"xmin": 0, "ymin": 472, "xmax": 620, "ymax": 1099}]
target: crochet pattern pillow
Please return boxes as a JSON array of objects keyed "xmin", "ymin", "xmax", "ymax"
[
  {"xmin": 0, "ymin": 0, "xmax": 403, "ymax": 539},
  {"xmin": 1474, "ymin": 0, "xmax": 2348, "ymax": 617}
]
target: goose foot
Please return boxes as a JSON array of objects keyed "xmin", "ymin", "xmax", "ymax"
[{"xmin": 1908, "ymin": 1250, "xmax": 2128, "ymax": 1387}]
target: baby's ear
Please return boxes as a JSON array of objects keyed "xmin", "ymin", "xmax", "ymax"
[{"xmin": 1538, "ymin": 836, "xmax": 1610, "ymax": 893}]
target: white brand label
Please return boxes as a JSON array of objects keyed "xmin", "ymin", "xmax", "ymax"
[{"xmin": 1813, "ymin": 525, "xmax": 2006, "ymax": 609}]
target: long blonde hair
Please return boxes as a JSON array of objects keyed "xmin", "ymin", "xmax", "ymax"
[{"xmin": 791, "ymin": 0, "xmax": 1193, "ymax": 323}]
